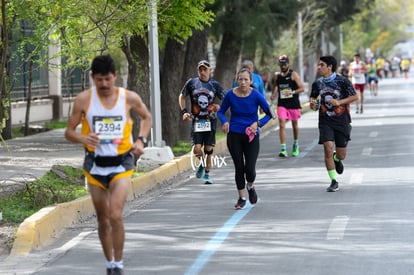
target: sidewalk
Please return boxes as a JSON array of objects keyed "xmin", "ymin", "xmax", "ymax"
[{"xmin": 0, "ymin": 129, "xmax": 84, "ymax": 197}]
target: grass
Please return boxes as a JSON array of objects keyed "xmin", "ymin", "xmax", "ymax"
[
  {"xmin": 0, "ymin": 165, "xmax": 87, "ymax": 223},
  {"xmin": 172, "ymin": 140, "xmax": 192, "ymax": 156},
  {"xmin": 12, "ymin": 120, "xmax": 67, "ymax": 139},
  {"xmin": 44, "ymin": 120, "xmax": 67, "ymax": 129}
]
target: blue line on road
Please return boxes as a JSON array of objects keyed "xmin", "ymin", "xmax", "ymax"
[
  {"xmin": 299, "ymin": 138, "xmax": 318, "ymax": 158},
  {"xmin": 184, "ymin": 204, "xmax": 253, "ymax": 275}
]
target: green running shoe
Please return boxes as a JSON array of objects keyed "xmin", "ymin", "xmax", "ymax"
[
  {"xmin": 279, "ymin": 149, "xmax": 288, "ymax": 158},
  {"xmin": 292, "ymin": 144, "xmax": 299, "ymax": 157}
]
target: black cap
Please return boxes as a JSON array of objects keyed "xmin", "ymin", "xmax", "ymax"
[
  {"xmin": 197, "ymin": 60, "xmax": 211, "ymax": 69},
  {"xmin": 278, "ymin": 55, "xmax": 289, "ymax": 65}
]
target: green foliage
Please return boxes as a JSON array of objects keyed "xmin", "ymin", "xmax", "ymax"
[
  {"xmin": 210, "ymin": 0, "xmax": 301, "ymax": 65},
  {"xmin": 158, "ymin": 0, "xmax": 215, "ymax": 44},
  {"xmin": 172, "ymin": 140, "xmax": 192, "ymax": 156},
  {"xmin": 341, "ymin": 0, "xmax": 414, "ymax": 60},
  {"xmin": 0, "ymin": 166, "xmax": 86, "ymax": 223}
]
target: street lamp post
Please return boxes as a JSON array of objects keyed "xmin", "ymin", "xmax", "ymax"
[{"xmin": 148, "ymin": 0, "xmax": 163, "ymax": 147}]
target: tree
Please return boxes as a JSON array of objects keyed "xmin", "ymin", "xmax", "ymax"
[
  {"xmin": 209, "ymin": 0, "xmax": 301, "ymax": 90},
  {"xmin": 0, "ymin": 0, "xmax": 214, "ymax": 146},
  {"xmin": 299, "ymin": 0, "xmax": 365, "ymax": 57},
  {"xmin": 341, "ymin": 0, "xmax": 414, "ymax": 59},
  {"xmin": 0, "ymin": 0, "xmax": 14, "ymax": 140}
]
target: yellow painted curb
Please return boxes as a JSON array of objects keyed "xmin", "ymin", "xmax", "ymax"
[{"xmin": 10, "ymin": 196, "xmax": 94, "ymax": 256}]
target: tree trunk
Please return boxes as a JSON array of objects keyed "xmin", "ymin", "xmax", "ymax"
[
  {"xmin": 24, "ymin": 58, "xmax": 33, "ymax": 136},
  {"xmin": 121, "ymin": 34, "xmax": 150, "ymax": 142},
  {"xmin": 160, "ymin": 38, "xmax": 187, "ymax": 146},
  {"xmin": 0, "ymin": 0, "xmax": 11, "ymax": 140},
  {"xmin": 213, "ymin": 30, "xmax": 242, "ymax": 90}
]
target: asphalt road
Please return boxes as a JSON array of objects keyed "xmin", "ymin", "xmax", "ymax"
[{"xmin": 1, "ymin": 71, "xmax": 414, "ymax": 275}]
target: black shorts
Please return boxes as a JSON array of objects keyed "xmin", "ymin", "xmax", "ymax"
[
  {"xmin": 318, "ymin": 123, "xmax": 351, "ymax": 147},
  {"xmin": 192, "ymin": 130, "xmax": 216, "ymax": 146},
  {"xmin": 83, "ymin": 151, "xmax": 135, "ymax": 189}
]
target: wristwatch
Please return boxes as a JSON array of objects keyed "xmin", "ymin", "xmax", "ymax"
[{"xmin": 137, "ymin": 136, "xmax": 148, "ymax": 146}]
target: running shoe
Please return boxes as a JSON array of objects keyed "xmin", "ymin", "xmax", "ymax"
[
  {"xmin": 203, "ymin": 173, "xmax": 213, "ymax": 184},
  {"xmin": 291, "ymin": 144, "xmax": 299, "ymax": 157},
  {"xmin": 327, "ymin": 180, "xmax": 339, "ymax": 192},
  {"xmin": 234, "ymin": 197, "xmax": 247, "ymax": 210},
  {"xmin": 247, "ymin": 186, "xmax": 258, "ymax": 204},
  {"xmin": 112, "ymin": 267, "xmax": 124, "ymax": 275},
  {"xmin": 279, "ymin": 149, "xmax": 288, "ymax": 158},
  {"xmin": 196, "ymin": 165, "xmax": 205, "ymax": 178},
  {"xmin": 107, "ymin": 268, "xmax": 113, "ymax": 275},
  {"xmin": 333, "ymin": 153, "xmax": 344, "ymax": 174}
]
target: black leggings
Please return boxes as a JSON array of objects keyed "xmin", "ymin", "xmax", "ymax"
[{"xmin": 227, "ymin": 132, "xmax": 260, "ymax": 190}]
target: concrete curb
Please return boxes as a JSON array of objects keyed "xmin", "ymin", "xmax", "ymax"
[{"xmin": 10, "ymin": 196, "xmax": 95, "ymax": 255}]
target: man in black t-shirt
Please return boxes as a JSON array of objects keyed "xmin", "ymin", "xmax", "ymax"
[
  {"xmin": 179, "ymin": 60, "xmax": 225, "ymax": 184},
  {"xmin": 310, "ymin": 55, "xmax": 358, "ymax": 192}
]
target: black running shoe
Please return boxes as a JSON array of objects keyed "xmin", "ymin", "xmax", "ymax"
[
  {"xmin": 327, "ymin": 180, "xmax": 339, "ymax": 192},
  {"xmin": 247, "ymin": 186, "xmax": 258, "ymax": 204},
  {"xmin": 234, "ymin": 197, "xmax": 246, "ymax": 210},
  {"xmin": 112, "ymin": 267, "xmax": 124, "ymax": 275},
  {"xmin": 333, "ymin": 153, "xmax": 344, "ymax": 174},
  {"xmin": 107, "ymin": 268, "xmax": 113, "ymax": 275}
]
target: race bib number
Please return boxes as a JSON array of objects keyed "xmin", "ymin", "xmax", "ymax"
[
  {"xmin": 93, "ymin": 116, "xmax": 124, "ymax": 144},
  {"xmin": 280, "ymin": 88, "xmax": 293, "ymax": 99},
  {"xmin": 194, "ymin": 119, "xmax": 211, "ymax": 132}
]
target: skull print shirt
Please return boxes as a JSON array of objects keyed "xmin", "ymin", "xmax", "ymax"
[
  {"xmin": 180, "ymin": 77, "xmax": 225, "ymax": 125},
  {"xmin": 310, "ymin": 73, "xmax": 356, "ymax": 128}
]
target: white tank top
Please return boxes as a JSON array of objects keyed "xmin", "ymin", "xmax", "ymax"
[
  {"xmin": 81, "ymin": 87, "xmax": 133, "ymax": 176},
  {"xmin": 350, "ymin": 61, "xmax": 366, "ymax": 84},
  {"xmin": 82, "ymin": 87, "xmax": 133, "ymax": 157}
]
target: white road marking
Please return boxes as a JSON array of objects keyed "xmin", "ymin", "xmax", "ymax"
[
  {"xmin": 369, "ymin": 131, "xmax": 378, "ymax": 138},
  {"xmin": 326, "ymin": 216, "xmax": 349, "ymax": 240},
  {"xmin": 362, "ymin": 147, "xmax": 372, "ymax": 156},
  {"xmin": 53, "ymin": 231, "xmax": 94, "ymax": 253},
  {"xmin": 349, "ymin": 173, "xmax": 364, "ymax": 185}
]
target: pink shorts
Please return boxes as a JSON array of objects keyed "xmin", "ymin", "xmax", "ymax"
[{"xmin": 277, "ymin": 106, "xmax": 301, "ymax": 121}]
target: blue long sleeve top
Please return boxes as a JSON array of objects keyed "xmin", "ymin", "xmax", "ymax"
[{"xmin": 217, "ymin": 88, "xmax": 272, "ymax": 135}]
